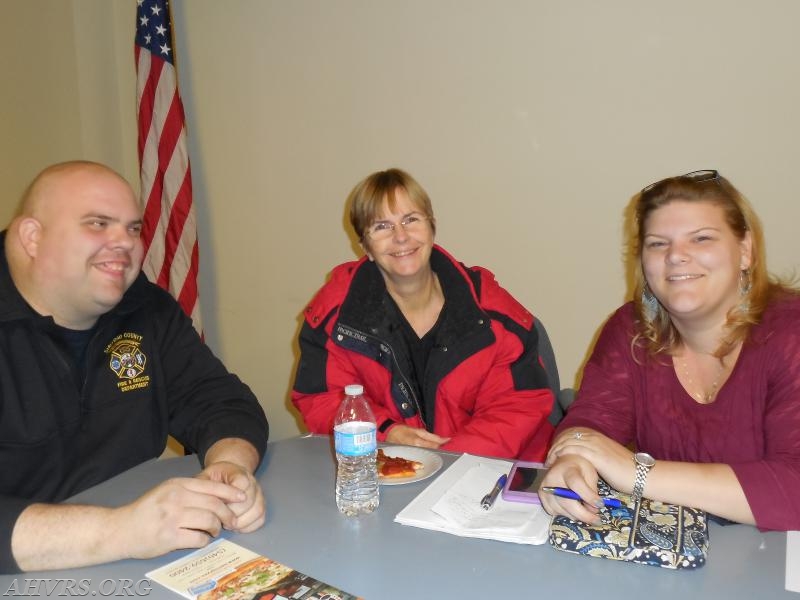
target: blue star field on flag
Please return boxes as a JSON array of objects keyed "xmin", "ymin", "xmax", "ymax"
[{"xmin": 136, "ymin": 0, "xmax": 174, "ymax": 65}]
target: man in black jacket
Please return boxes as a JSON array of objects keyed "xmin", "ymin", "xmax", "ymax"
[{"xmin": 0, "ymin": 161, "xmax": 269, "ymax": 573}]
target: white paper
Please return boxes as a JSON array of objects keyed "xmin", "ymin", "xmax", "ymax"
[
  {"xmin": 394, "ymin": 453, "xmax": 550, "ymax": 545},
  {"xmin": 787, "ymin": 530, "xmax": 800, "ymax": 593}
]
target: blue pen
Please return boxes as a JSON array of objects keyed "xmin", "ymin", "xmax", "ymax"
[
  {"xmin": 481, "ymin": 474, "xmax": 508, "ymax": 510},
  {"xmin": 540, "ymin": 486, "xmax": 623, "ymax": 509}
]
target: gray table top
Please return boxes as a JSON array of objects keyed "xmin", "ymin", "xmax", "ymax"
[{"xmin": 0, "ymin": 435, "xmax": 792, "ymax": 599}]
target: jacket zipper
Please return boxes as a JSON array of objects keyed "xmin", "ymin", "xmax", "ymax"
[
  {"xmin": 338, "ymin": 325, "xmax": 427, "ymax": 429},
  {"xmin": 383, "ymin": 337, "xmax": 427, "ymax": 429}
]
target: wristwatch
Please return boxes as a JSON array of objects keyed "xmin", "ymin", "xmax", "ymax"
[{"xmin": 631, "ymin": 452, "xmax": 656, "ymax": 504}]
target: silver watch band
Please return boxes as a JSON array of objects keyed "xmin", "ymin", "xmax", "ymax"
[
  {"xmin": 631, "ymin": 453, "xmax": 655, "ymax": 504},
  {"xmin": 631, "ymin": 462, "xmax": 648, "ymax": 504}
]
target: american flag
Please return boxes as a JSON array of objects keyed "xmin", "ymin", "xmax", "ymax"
[{"xmin": 135, "ymin": 0, "xmax": 202, "ymax": 334}]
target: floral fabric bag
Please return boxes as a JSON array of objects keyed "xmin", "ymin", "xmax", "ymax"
[{"xmin": 548, "ymin": 479, "xmax": 709, "ymax": 569}]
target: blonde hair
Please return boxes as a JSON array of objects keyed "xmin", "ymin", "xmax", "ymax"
[
  {"xmin": 631, "ymin": 172, "xmax": 793, "ymax": 357},
  {"xmin": 347, "ymin": 168, "xmax": 435, "ymax": 242}
]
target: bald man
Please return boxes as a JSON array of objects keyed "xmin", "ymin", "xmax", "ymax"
[{"xmin": 0, "ymin": 161, "xmax": 269, "ymax": 573}]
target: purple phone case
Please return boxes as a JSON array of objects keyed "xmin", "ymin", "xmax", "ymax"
[{"xmin": 501, "ymin": 461, "xmax": 545, "ymax": 504}]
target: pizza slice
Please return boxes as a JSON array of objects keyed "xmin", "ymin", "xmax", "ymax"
[{"xmin": 377, "ymin": 449, "xmax": 424, "ymax": 479}]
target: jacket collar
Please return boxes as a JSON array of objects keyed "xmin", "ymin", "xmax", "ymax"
[
  {"xmin": 338, "ymin": 245, "xmax": 487, "ymax": 342},
  {"xmin": 0, "ymin": 230, "xmax": 39, "ymax": 323}
]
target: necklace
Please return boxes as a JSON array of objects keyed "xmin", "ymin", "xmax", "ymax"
[{"xmin": 680, "ymin": 357, "xmax": 726, "ymax": 403}]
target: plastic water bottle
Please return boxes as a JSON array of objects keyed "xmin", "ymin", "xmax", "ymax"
[{"xmin": 334, "ymin": 384, "xmax": 379, "ymax": 516}]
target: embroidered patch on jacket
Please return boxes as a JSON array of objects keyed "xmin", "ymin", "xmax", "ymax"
[{"xmin": 106, "ymin": 333, "xmax": 150, "ymax": 392}]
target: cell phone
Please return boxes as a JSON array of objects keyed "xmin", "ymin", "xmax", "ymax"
[{"xmin": 501, "ymin": 461, "xmax": 547, "ymax": 504}]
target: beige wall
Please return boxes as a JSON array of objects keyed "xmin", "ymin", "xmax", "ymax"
[
  {"xmin": 2, "ymin": 1, "xmax": 799, "ymax": 442},
  {"xmin": 0, "ymin": 1, "xmax": 136, "ymax": 223}
]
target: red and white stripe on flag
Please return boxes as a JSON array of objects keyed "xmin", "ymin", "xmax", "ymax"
[{"xmin": 135, "ymin": 0, "xmax": 202, "ymax": 334}]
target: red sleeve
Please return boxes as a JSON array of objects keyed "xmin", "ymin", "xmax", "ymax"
[
  {"xmin": 439, "ymin": 321, "xmax": 555, "ymax": 462},
  {"xmin": 292, "ymin": 319, "xmax": 400, "ymax": 437},
  {"xmin": 561, "ymin": 300, "xmax": 800, "ymax": 531},
  {"xmin": 729, "ymin": 302, "xmax": 800, "ymax": 530},
  {"xmin": 556, "ymin": 304, "xmax": 638, "ymax": 445},
  {"xmin": 291, "ymin": 321, "xmax": 356, "ymax": 434}
]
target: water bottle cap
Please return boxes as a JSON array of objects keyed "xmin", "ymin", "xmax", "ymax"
[{"xmin": 344, "ymin": 384, "xmax": 364, "ymax": 396}]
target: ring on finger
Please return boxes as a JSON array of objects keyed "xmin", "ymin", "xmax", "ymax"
[{"xmin": 574, "ymin": 431, "xmax": 583, "ymax": 440}]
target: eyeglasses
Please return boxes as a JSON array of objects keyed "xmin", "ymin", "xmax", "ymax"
[
  {"xmin": 366, "ymin": 213, "xmax": 430, "ymax": 241},
  {"xmin": 641, "ymin": 169, "xmax": 720, "ymax": 195}
]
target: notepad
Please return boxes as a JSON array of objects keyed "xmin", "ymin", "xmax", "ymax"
[
  {"xmin": 787, "ymin": 530, "xmax": 800, "ymax": 593},
  {"xmin": 394, "ymin": 453, "xmax": 550, "ymax": 544}
]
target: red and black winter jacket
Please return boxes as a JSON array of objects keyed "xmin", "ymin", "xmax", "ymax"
[{"xmin": 292, "ymin": 245, "xmax": 554, "ymax": 461}]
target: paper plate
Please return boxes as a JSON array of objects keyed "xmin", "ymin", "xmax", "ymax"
[{"xmin": 378, "ymin": 446, "xmax": 444, "ymax": 485}]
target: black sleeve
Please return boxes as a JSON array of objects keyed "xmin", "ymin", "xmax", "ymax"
[
  {"xmin": 151, "ymin": 290, "xmax": 269, "ymax": 465},
  {"xmin": 0, "ymin": 496, "xmax": 29, "ymax": 573},
  {"xmin": 293, "ymin": 315, "xmax": 335, "ymax": 395}
]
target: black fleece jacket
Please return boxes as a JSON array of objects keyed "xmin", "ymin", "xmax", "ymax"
[{"xmin": 0, "ymin": 231, "xmax": 268, "ymax": 573}]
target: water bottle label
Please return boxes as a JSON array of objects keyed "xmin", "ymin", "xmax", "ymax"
[{"xmin": 334, "ymin": 421, "xmax": 377, "ymax": 456}]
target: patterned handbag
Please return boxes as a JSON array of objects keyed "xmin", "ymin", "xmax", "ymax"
[{"xmin": 548, "ymin": 479, "xmax": 709, "ymax": 569}]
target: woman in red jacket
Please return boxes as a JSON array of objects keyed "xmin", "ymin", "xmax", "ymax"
[{"xmin": 292, "ymin": 168, "xmax": 554, "ymax": 461}]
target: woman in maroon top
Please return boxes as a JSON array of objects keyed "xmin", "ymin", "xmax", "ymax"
[{"xmin": 541, "ymin": 170, "xmax": 800, "ymax": 530}]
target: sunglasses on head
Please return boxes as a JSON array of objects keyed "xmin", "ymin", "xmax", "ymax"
[{"xmin": 641, "ymin": 169, "xmax": 720, "ymax": 195}]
